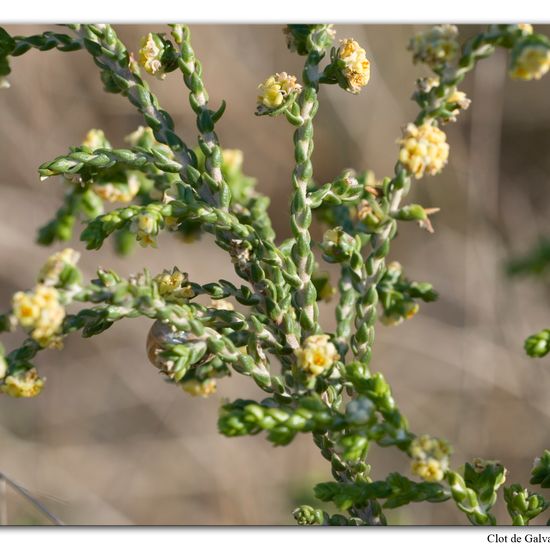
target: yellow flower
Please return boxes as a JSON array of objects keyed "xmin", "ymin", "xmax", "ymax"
[
  {"xmin": 92, "ymin": 173, "xmax": 140, "ymax": 203},
  {"xmin": 398, "ymin": 123, "xmax": 449, "ymax": 179},
  {"xmin": 417, "ymin": 76, "xmax": 440, "ymax": 93},
  {"xmin": 131, "ymin": 212, "xmax": 158, "ymax": 247},
  {"xmin": 409, "ymin": 25, "xmax": 459, "ymax": 68},
  {"xmin": 517, "ymin": 24, "xmax": 533, "ymax": 35},
  {"xmin": 411, "ymin": 458, "xmax": 445, "ymax": 482},
  {"xmin": 409, "ymin": 435, "xmax": 451, "ymax": 482},
  {"xmin": 222, "ymin": 149, "xmax": 244, "ymax": 173},
  {"xmin": 12, "ymin": 285, "xmax": 65, "ymax": 346},
  {"xmin": 1, "ymin": 368, "xmax": 45, "ymax": 398},
  {"xmin": 82, "ymin": 129, "xmax": 109, "ymax": 149},
  {"xmin": 338, "ymin": 38, "xmax": 370, "ymax": 93},
  {"xmin": 12, "ymin": 292, "xmax": 40, "ymax": 327},
  {"xmin": 181, "ymin": 379, "xmax": 217, "ymax": 397},
  {"xmin": 448, "ymin": 89, "xmax": 469, "ymax": 106},
  {"xmin": 38, "ymin": 248, "xmax": 80, "ymax": 285},
  {"xmin": 295, "ymin": 334, "xmax": 339, "ymax": 376},
  {"xmin": 509, "ymin": 44, "xmax": 550, "ymax": 80},
  {"xmin": 154, "ymin": 268, "xmax": 193, "ymax": 298},
  {"xmin": 138, "ymin": 33, "xmax": 165, "ymax": 79},
  {"xmin": 257, "ymin": 72, "xmax": 302, "ymax": 110}
]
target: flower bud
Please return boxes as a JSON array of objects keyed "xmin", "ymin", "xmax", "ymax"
[
  {"xmin": 524, "ymin": 329, "xmax": 550, "ymax": 358},
  {"xmin": 334, "ymin": 38, "xmax": 370, "ymax": 94}
]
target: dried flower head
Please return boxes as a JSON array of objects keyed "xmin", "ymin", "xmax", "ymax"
[
  {"xmin": 138, "ymin": 33, "xmax": 165, "ymax": 79},
  {"xmin": 337, "ymin": 38, "xmax": 370, "ymax": 93}
]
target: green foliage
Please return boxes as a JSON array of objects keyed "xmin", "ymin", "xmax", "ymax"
[{"xmin": 0, "ymin": 22, "xmax": 549, "ymax": 525}]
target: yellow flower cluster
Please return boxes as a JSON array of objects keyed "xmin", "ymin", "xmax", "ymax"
[
  {"xmin": 509, "ymin": 44, "xmax": 550, "ymax": 80},
  {"xmin": 138, "ymin": 33, "xmax": 165, "ymax": 79},
  {"xmin": 82, "ymin": 128, "xmax": 109, "ymax": 150},
  {"xmin": 38, "ymin": 248, "xmax": 80, "ymax": 286},
  {"xmin": 398, "ymin": 123, "xmax": 449, "ymax": 179},
  {"xmin": 12, "ymin": 285, "xmax": 65, "ymax": 348},
  {"xmin": 410, "ymin": 435, "xmax": 451, "ymax": 482},
  {"xmin": 181, "ymin": 379, "xmax": 217, "ymax": 397},
  {"xmin": 93, "ymin": 173, "xmax": 140, "ymax": 204},
  {"xmin": 1, "ymin": 368, "xmax": 45, "ymax": 398},
  {"xmin": 222, "ymin": 149, "xmax": 244, "ymax": 173},
  {"xmin": 295, "ymin": 334, "xmax": 339, "ymax": 377},
  {"xmin": 257, "ymin": 72, "xmax": 302, "ymax": 110},
  {"xmin": 338, "ymin": 38, "xmax": 371, "ymax": 93},
  {"xmin": 409, "ymin": 25, "xmax": 459, "ymax": 68},
  {"xmin": 131, "ymin": 212, "xmax": 158, "ymax": 247},
  {"xmin": 517, "ymin": 24, "xmax": 534, "ymax": 35},
  {"xmin": 154, "ymin": 268, "xmax": 193, "ymax": 298}
]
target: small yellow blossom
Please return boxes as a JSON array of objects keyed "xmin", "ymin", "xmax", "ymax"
[
  {"xmin": 181, "ymin": 379, "xmax": 217, "ymax": 397},
  {"xmin": 210, "ymin": 299, "xmax": 234, "ymax": 311},
  {"xmin": 518, "ymin": 24, "xmax": 534, "ymax": 35},
  {"xmin": 448, "ymin": 89, "xmax": 469, "ymax": 106},
  {"xmin": 338, "ymin": 38, "xmax": 371, "ymax": 93},
  {"xmin": 295, "ymin": 334, "xmax": 339, "ymax": 376},
  {"xmin": 12, "ymin": 292, "xmax": 40, "ymax": 327},
  {"xmin": 0, "ymin": 77, "xmax": 10, "ymax": 90},
  {"xmin": 38, "ymin": 248, "xmax": 80, "ymax": 286},
  {"xmin": 82, "ymin": 129, "xmax": 109, "ymax": 150},
  {"xmin": 131, "ymin": 212, "xmax": 158, "ymax": 247},
  {"xmin": 417, "ymin": 76, "xmax": 440, "ymax": 93},
  {"xmin": 411, "ymin": 457, "xmax": 445, "ymax": 482},
  {"xmin": 398, "ymin": 123, "xmax": 449, "ymax": 179},
  {"xmin": 509, "ymin": 43, "xmax": 550, "ymax": 80},
  {"xmin": 410, "ymin": 434, "xmax": 451, "ymax": 482},
  {"xmin": 154, "ymin": 268, "xmax": 193, "ymax": 298},
  {"xmin": 257, "ymin": 72, "xmax": 302, "ymax": 111},
  {"xmin": 92, "ymin": 173, "xmax": 140, "ymax": 203},
  {"xmin": 409, "ymin": 25, "xmax": 459, "ymax": 68},
  {"xmin": 222, "ymin": 149, "xmax": 244, "ymax": 173},
  {"xmin": 12, "ymin": 285, "xmax": 65, "ymax": 346},
  {"xmin": 1, "ymin": 368, "xmax": 45, "ymax": 398},
  {"xmin": 138, "ymin": 33, "xmax": 165, "ymax": 79}
]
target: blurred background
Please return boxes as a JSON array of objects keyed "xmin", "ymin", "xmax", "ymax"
[{"xmin": 1, "ymin": 24, "xmax": 550, "ymax": 525}]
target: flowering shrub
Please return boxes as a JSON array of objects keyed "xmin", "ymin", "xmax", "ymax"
[{"xmin": 1, "ymin": 23, "xmax": 550, "ymax": 526}]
